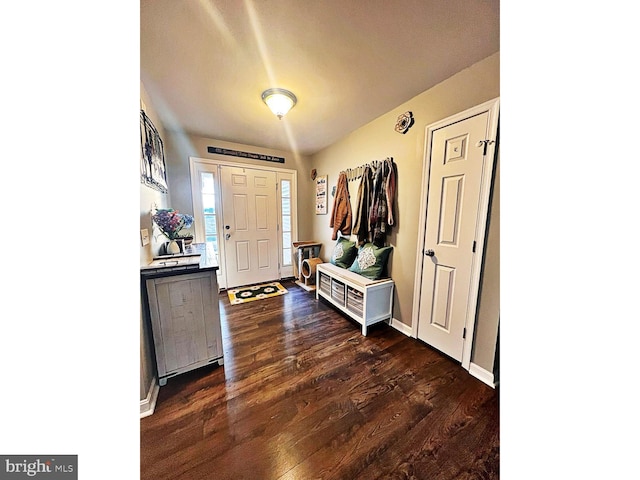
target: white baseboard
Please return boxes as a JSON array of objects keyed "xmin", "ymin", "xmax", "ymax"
[
  {"xmin": 468, "ymin": 362, "xmax": 496, "ymax": 388},
  {"xmin": 389, "ymin": 317, "xmax": 412, "ymax": 337},
  {"xmin": 140, "ymin": 377, "xmax": 160, "ymax": 418},
  {"xmin": 387, "ymin": 319, "xmax": 497, "ymax": 388}
]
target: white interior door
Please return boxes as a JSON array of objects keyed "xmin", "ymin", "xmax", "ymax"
[
  {"xmin": 415, "ymin": 100, "xmax": 499, "ymax": 363},
  {"xmin": 221, "ymin": 165, "xmax": 279, "ymax": 288}
]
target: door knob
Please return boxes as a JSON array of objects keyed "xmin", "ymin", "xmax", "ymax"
[
  {"xmin": 424, "ymin": 249, "xmax": 435, "ymax": 257},
  {"xmin": 225, "ymin": 233, "xmax": 231, "ymax": 240}
]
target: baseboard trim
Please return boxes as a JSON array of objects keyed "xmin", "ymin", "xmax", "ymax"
[
  {"xmin": 389, "ymin": 318, "xmax": 412, "ymax": 337},
  {"xmin": 140, "ymin": 377, "xmax": 160, "ymax": 418},
  {"xmin": 388, "ymin": 321, "xmax": 497, "ymax": 389},
  {"xmin": 468, "ymin": 362, "xmax": 496, "ymax": 388}
]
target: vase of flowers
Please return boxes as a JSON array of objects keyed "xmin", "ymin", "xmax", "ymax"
[
  {"xmin": 151, "ymin": 208, "xmax": 194, "ymax": 255},
  {"xmin": 165, "ymin": 239, "xmax": 181, "ymax": 255}
]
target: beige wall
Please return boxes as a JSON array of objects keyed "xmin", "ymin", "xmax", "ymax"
[
  {"xmin": 309, "ymin": 52, "xmax": 500, "ymax": 371},
  {"xmin": 139, "ymin": 82, "xmax": 168, "ymax": 401}
]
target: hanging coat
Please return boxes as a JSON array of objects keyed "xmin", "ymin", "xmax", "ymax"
[
  {"xmin": 385, "ymin": 158, "xmax": 397, "ymax": 226},
  {"xmin": 369, "ymin": 162, "xmax": 389, "ymax": 246},
  {"xmin": 352, "ymin": 165, "xmax": 372, "ymax": 245},
  {"xmin": 330, "ymin": 172, "xmax": 352, "ymax": 240}
]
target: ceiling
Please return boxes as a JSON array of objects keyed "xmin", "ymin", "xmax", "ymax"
[{"xmin": 140, "ymin": 0, "xmax": 499, "ymax": 157}]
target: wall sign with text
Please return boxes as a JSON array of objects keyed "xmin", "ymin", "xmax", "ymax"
[
  {"xmin": 207, "ymin": 146, "xmax": 285, "ymax": 163},
  {"xmin": 315, "ymin": 175, "xmax": 327, "ymax": 215}
]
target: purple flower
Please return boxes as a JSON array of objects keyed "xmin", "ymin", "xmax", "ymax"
[{"xmin": 152, "ymin": 208, "xmax": 195, "ymax": 240}]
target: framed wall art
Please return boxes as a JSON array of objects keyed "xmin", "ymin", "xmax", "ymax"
[
  {"xmin": 315, "ymin": 175, "xmax": 327, "ymax": 214},
  {"xmin": 140, "ymin": 109, "xmax": 168, "ymax": 193}
]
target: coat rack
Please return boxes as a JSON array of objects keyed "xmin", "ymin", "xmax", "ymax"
[
  {"xmin": 341, "ymin": 157, "xmax": 393, "ymax": 182},
  {"xmin": 342, "ymin": 156, "xmax": 397, "ymax": 247}
]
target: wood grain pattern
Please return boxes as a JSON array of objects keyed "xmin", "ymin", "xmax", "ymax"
[{"xmin": 141, "ymin": 279, "xmax": 499, "ymax": 479}]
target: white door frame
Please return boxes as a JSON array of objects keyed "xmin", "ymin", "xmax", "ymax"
[
  {"xmin": 189, "ymin": 156, "xmax": 298, "ymax": 290},
  {"xmin": 411, "ymin": 98, "xmax": 499, "ymax": 370}
]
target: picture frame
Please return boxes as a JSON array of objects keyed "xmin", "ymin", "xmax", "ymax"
[
  {"xmin": 315, "ymin": 175, "xmax": 327, "ymax": 215},
  {"xmin": 140, "ymin": 109, "xmax": 168, "ymax": 193}
]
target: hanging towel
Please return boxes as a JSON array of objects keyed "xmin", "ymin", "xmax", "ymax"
[{"xmin": 330, "ymin": 172, "xmax": 353, "ymax": 240}]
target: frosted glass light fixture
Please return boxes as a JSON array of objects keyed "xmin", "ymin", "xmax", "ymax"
[{"xmin": 261, "ymin": 88, "xmax": 297, "ymax": 119}]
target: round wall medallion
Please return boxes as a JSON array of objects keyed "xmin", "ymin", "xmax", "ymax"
[{"xmin": 395, "ymin": 111, "xmax": 414, "ymax": 134}]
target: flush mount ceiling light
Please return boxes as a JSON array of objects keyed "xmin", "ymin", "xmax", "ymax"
[{"xmin": 261, "ymin": 88, "xmax": 297, "ymax": 119}]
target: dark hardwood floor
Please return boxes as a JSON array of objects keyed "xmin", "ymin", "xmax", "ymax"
[{"xmin": 140, "ymin": 279, "xmax": 499, "ymax": 479}]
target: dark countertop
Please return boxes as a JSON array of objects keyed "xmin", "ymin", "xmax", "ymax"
[{"xmin": 140, "ymin": 242, "xmax": 220, "ymax": 279}]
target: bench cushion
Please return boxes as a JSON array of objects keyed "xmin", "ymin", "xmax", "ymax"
[{"xmin": 348, "ymin": 243, "xmax": 393, "ymax": 280}]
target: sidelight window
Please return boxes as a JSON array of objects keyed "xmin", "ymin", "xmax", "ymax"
[
  {"xmin": 280, "ymin": 179, "xmax": 292, "ymax": 267},
  {"xmin": 200, "ymin": 172, "xmax": 219, "ymax": 264}
]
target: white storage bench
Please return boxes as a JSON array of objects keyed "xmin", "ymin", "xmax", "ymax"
[{"xmin": 316, "ymin": 262, "xmax": 394, "ymax": 336}]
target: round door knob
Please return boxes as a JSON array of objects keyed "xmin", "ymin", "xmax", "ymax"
[{"xmin": 424, "ymin": 249, "xmax": 435, "ymax": 257}]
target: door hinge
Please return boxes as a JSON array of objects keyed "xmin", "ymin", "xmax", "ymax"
[
  {"xmin": 463, "ymin": 327, "xmax": 467, "ymax": 339},
  {"xmin": 472, "ymin": 240, "xmax": 476, "ymax": 253}
]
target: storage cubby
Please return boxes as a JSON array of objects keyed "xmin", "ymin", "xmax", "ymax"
[{"xmin": 315, "ymin": 263, "xmax": 394, "ymax": 336}]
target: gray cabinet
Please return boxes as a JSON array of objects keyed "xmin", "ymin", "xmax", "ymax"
[{"xmin": 145, "ymin": 270, "xmax": 223, "ymax": 385}]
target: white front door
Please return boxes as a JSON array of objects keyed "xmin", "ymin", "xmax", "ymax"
[
  {"xmin": 415, "ymin": 99, "xmax": 499, "ymax": 363},
  {"xmin": 220, "ymin": 165, "xmax": 279, "ymax": 288}
]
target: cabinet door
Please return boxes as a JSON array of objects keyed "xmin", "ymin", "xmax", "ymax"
[
  {"xmin": 202, "ymin": 273, "xmax": 223, "ymax": 360},
  {"xmin": 148, "ymin": 272, "xmax": 221, "ymax": 376}
]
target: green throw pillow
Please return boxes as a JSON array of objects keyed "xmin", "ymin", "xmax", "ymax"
[
  {"xmin": 330, "ymin": 237, "xmax": 358, "ymax": 268},
  {"xmin": 348, "ymin": 243, "xmax": 393, "ymax": 280}
]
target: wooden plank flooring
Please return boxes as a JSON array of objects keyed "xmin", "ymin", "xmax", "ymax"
[{"xmin": 140, "ymin": 279, "xmax": 499, "ymax": 479}]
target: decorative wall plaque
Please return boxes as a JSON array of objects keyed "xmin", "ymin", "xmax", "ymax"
[
  {"xmin": 207, "ymin": 146, "xmax": 285, "ymax": 163},
  {"xmin": 395, "ymin": 111, "xmax": 415, "ymax": 134},
  {"xmin": 315, "ymin": 175, "xmax": 327, "ymax": 214}
]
